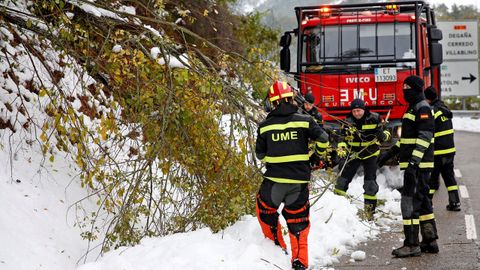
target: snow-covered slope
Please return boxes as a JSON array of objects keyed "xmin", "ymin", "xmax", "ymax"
[
  {"xmin": 74, "ymin": 170, "xmax": 403, "ymax": 270},
  {"xmin": 0, "ymin": 135, "xmax": 99, "ymax": 270}
]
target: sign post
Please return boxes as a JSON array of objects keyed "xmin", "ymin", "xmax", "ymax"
[{"xmin": 437, "ymin": 21, "xmax": 479, "ymax": 97}]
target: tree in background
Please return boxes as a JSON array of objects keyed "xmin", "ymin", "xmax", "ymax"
[{"xmin": 0, "ymin": 0, "xmax": 279, "ymax": 255}]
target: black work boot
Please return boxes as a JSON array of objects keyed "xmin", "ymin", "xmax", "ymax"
[
  {"xmin": 393, "ymin": 224, "xmax": 421, "ymax": 257},
  {"xmin": 392, "ymin": 245, "xmax": 421, "ymax": 257},
  {"xmin": 420, "ymin": 240, "xmax": 439, "ymax": 253},
  {"xmin": 446, "ymin": 202, "xmax": 461, "ymax": 211},
  {"xmin": 292, "ymin": 259, "xmax": 307, "ymax": 270},
  {"xmin": 420, "ymin": 220, "xmax": 439, "ymax": 253},
  {"xmin": 446, "ymin": 191, "xmax": 461, "ymax": 211}
]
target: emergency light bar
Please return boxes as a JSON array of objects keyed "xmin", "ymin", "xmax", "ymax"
[
  {"xmin": 385, "ymin": 4, "xmax": 399, "ymax": 10},
  {"xmin": 296, "ymin": 1, "xmax": 427, "ymax": 22},
  {"xmin": 319, "ymin": 7, "xmax": 331, "ymax": 17},
  {"xmin": 385, "ymin": 4, "xmax": 399, "ymax": 14}
]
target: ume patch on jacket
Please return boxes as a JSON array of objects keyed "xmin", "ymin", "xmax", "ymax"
[{"xmin": 272, "ymin": 131, "xmax": 298, "ymax": 141}]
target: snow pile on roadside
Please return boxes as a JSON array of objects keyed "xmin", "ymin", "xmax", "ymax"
[
  {"xmin": 77, "ymin": 168, "xmax": 403, "ymax": 270},
  {"xmin": 453, "ymin": 117, "xmax": 480, "ymax": 133}
]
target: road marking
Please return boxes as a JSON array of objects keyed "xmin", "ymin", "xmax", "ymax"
[
  {"xmin": 459, "ymin": 185, "xmax": 470, "ymax": 198},
  {"xmin": 454, "ymin": 169, "xmax": 462, "ymax": 178},
  {"xmin": 465, "ymin": 215, "xmax": 477, "ymax": 240}
]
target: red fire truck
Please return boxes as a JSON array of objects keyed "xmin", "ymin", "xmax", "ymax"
[{"xmin": 280, "ymin": 1, "xmax": 443, "ymax": 136}]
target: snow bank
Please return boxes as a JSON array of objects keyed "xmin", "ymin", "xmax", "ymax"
[
  {"xmin": 453, "ymin": 116, "xmax": 480, "ymax": 133},
  {"xmin": 0, "ymin": 135, "xmax": 100, "ymax": 270},
  {"xmin": 76, "ymin": 168, "xmax": 403, "ymax": 270}
]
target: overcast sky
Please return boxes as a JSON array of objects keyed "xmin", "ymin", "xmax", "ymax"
[
  {"xmin": 240, "ymin": 0, "xmax": 479, "ymax": 15},
  {"xmin": 427, "ymin": 0, "xmax": 480, "ymax": 9}
]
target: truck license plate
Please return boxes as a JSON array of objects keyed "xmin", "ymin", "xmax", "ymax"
[{"xmin": 374, "ymin": 68, "xmax": 397, "ymax": 82}]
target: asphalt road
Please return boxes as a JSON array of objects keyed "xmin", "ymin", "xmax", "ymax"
[{"xmin": 332, "ymin": 131, "xmax": 480, "ymax": 270}]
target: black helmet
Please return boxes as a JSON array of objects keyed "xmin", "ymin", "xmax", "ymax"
[
  {"xmin": 351, "ymin": 98, "xmax": 365, "ymax": 110},
  {"xmin": 304, "ymin": 93, "xmax": 315, "ymax": 104},
  {"xmin": 424, "ymin": 86, "xmax": 438, "ymax": 101},
  {"xmin": 404, "ymin": 75, "xmax": 424, "ymax": 92}
]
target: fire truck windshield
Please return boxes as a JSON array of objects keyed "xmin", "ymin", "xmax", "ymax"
[{"xmin": 302, "ymin": 22, "xmax": 416, "ymax": 72}]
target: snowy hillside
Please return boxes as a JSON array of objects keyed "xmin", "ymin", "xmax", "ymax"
[
  {"xmin": 76, "ymin": 174, "xmax": 402, "ymax": 270},
  {"xmin": 0, "ymin": 135, "xmax": 100, "ymax": 269}
]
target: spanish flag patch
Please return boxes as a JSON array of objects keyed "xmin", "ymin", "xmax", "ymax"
[{"xmin": 420, "ymin": 114, "xmax": 429, "ymax": 119}]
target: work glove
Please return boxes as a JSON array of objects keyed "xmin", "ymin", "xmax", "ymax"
[
  {"xmin": 375, "ymin": 128, "xmax": 385, "ymax": 141},
  {"xmin": 336, "ymin": 147, "xmax": 347, "ymax": 158},
  {"xmin": 309, "ymin": 153, "xmax": 321, "ymax": 168},
  {"xmin": 405, "ymin": 161, "xmax": 418, "ymax": 177},
  {"xmin": 344, "ymin": 126, "xmax": 356, "ymax": 142},
  {"xmin": 377, "ymin": 151, "xmax": 391, "ymax": 167},
  {"xmin": 376, "ymin": 129, "xmax": 391, "ymax": 142}
]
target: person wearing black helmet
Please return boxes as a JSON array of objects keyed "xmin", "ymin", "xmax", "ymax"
[
  {"xmin": 377, "ymin": 75, "xmax": 439, "ymax": 257},
  {"xmin": 424, "ymin": 86, "xmax": 461, "ymax": 211},
  {"xmin": 300, "ymin": 93, "xmax": 323, "ymax": 126},
  {"xmin": 334, "ymin": 98, "xmax": 390, "ymax": 221}
]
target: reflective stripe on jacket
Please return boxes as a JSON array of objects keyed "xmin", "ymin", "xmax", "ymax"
[
  {"xmin": 431, "ymin": 99, "xmax": 455, "ymax": 156},
  {"xmin": 256, "ymin": 102, "xmax": 329, "ymax": 183},
  {"xmin": 394, "ymin": 100, "xmax": 435, "ymax": 170},
  {"xmin": 339, "ymin": 111, "xmax": 389, "ymax": 160}
]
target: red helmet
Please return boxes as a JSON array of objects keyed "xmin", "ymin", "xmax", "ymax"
[{"xmin": 268, "ymin": 81, "xmax": 293, "ymax": 102}]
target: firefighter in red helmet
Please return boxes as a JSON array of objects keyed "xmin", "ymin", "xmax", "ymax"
[{"xmin": 255, "ymin": 81, "xmax": 329, "ymax": 270}]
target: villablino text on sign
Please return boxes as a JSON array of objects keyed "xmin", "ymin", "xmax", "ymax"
[{"xmin": 445, "ymin": 49, "xmax": 477, "ymax": 56}]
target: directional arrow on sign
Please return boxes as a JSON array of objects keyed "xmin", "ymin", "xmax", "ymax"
[{"xmin": 461, "ymin": 73, "xmax": 477, "ymax": 83}]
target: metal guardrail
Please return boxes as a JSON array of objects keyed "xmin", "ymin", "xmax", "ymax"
[{"xmin": 452, "ymin": 110, "xmax": 480, "ymax": 118}]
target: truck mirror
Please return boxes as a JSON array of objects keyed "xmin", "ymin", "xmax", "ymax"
[
  {"xmin": 429, "ymin": 28, "xmax": 442, "ymax": 41},
  {"xmin": 280, "ymin": 47, "xmax": 291, "ymax": 72},
  {"xmin": 280, "ymin": 33, "xmax": 292, "ymax": 47},
  {"xmin": 430, "ymin": 43, "xmax": 443, "ymax": 66}
]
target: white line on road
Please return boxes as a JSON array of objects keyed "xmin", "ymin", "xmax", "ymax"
[
  {"xmin": 459, "ymin": 185, "xmax": 470, "ymax": 198},
  {"xmin": 454, "ymin": 169, "xmax": 462, "ymax": 178},
  {"xmin": 465, "ymin": 215, "xmax": 477, "ymax": 240}
]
